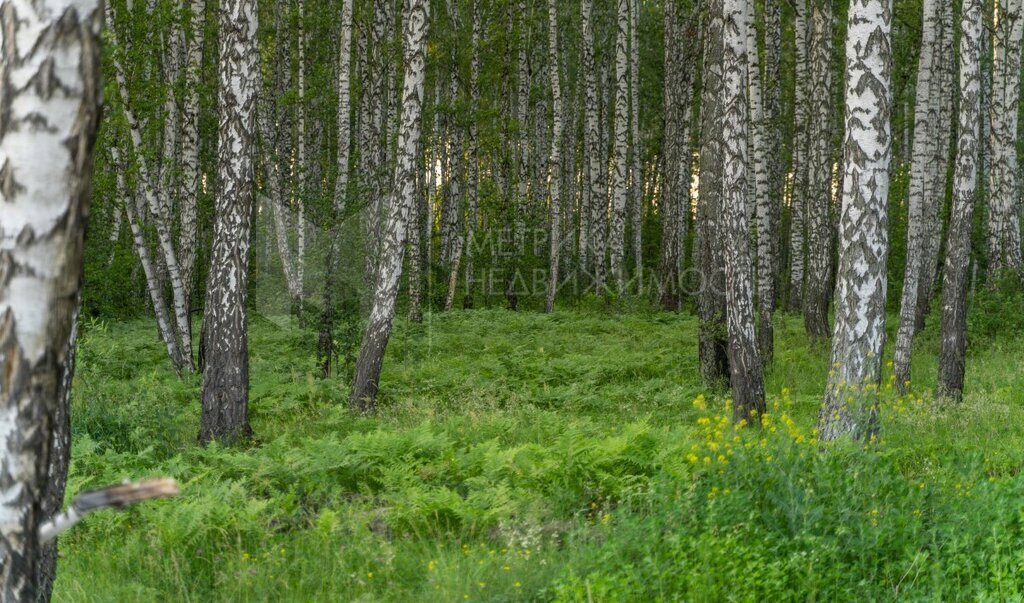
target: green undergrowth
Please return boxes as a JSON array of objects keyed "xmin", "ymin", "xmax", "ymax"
[{"xmin": 56, "ymin": 291, "xmax": 1024, "ymax": 601}]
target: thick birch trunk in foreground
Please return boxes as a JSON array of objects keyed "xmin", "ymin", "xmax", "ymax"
[
  {"xmin": 351, "ymin": 0, "xmax": 430, "ymax": 411},
  {"xmin": 317, "ymin": 0, "xmax": 354, "ymax": 378},
  {"xmin": 938, "ymin": 0, "xmax": 983, "ymax": 401},
  {"xmin": 200, "ymin": 0, "xmax": 259, "ymax": 444},
  {"xmin": 697, "ymin": 0, "xmax": 729, "ymax": 386},
  {"xmin": 0, "ymin": 0, "xmax": 102, "ymax": 597},
  {"xmin": 544, "ymin": 0, "xmax": 563, "ymax": 313},
  {"xmin": 818, "ymin": 0, "xmax": 892, "ymax": 442},
  {"xmin": 609, "ymin": 0, "xmax": 630, "ymax": 290},
  {"xmin": 722, "ymin": 0, "xmax": 766, "ymax": 422},
  {"xmin": 894, "ymin": 0, "xmax": 940, "ymax": 392}
]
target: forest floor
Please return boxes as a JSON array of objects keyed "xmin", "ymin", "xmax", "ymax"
[{"xmin": 55, "ymin": 290, "xmax": 1024, "ymax": 601}]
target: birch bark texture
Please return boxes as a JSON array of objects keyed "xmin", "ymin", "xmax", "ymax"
[
  {"xmin": 317, "ymin": 0, "xmax": 354, "ymax": 378},
  {"xmin": 200, "ymin": 0, "xmax": 259, "ymax": 444},
  {"xmin": 894, "ymin": 0, "xmax": 940, "ymax": 392},
  {"xmin": 986, "ymin": 0, "xmax": 1024, "ymax": 276},
  {"xmin": 0, "ymin": 0, "xmax": 102, "ymax": 597},
  {"xmin": 818, "ymin": 0, "xmax": 892, "ymax": 443},
  {"xmin": 697, "ymin": 0, "xmax": 730, "ymax": 386},
  {"xmin": 804, "ymin": 0, "xmax": 834, "ymax": 340},
  {"xmin": 544, "ymin": 0, "xmax": 563, "ymax": 313},
  {"xmin": 722, "ymin": 0, "xmax": 766, "ymax": 422},
  {"xmin": 610, "ymin": 0, "xmax": 630, "ymax": 290},
  {"xmin": 350, "ymin": 0, "xmax": 430, "ymax": 410},
  {"xmin": 938, "ymin": 0, "xmax": 984, "ymax": 401}
]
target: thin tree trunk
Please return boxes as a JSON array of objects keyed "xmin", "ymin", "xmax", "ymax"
[
  {"xmin": 818, "ymin": 0, "xmax": 892, "ymax": 442},
  {"xmin": 200, "ymin": 0, "xmax": 259, "ymax": 444},
  {"xmin": 751, "ymin": 0, "xmax": 775, "ymax": 362},
  {"xmin": 894, "ymin": 0, "xmax": 940, "ymax": 392},
  {"xmin": 722, "ymin": 0, "xmax": 766, "ymax": 421},
  {"xmin": 180, "ymin": 0, "xmax": 207, "ymax": 314},
  {"xmin": 917, "ymin": 0, "xmax": 955, "ymax": 329},
  {"xmin": 0, "ymin": 0, "xmax": 101, "ymax": 596},
  {"xmin": 787, "ymin": 0, "xmax": 810, "ymax": 312},
  {"xmin": 938, "ymin": 0, "xmax": 984, "ymax": 401},
  {"xmin": 464, "ymin": 0, "xmax": 481, "ymax": 309},
  {"xmin": 351, "ymin": 0, "xmax": 430, "ymax": 410},
  {"xmin": 317, "ymin": 0, "xmax": 355, "ymax": 377},
  {"xmin": 629, "ymin": 0, "xmax": 642, "ymax": 285},
  {"xmin": 609, "ymin": 0, "xmax": 630, "ymax": 290},
  {"xmin": 108, "ymin": 4, "xmax": 194, "ymax": 372},
  {"xmin": 697, "ymin": 0, "xmax": 730, "ymax": 386},
  {"xmin": 986, "ymin": 0, "xmax": 1024, "ymax": 276},
  {"xmin": 803, "ymin": 0, "xmax": 834, "ymax": 340},
  {"xmin": 544, "ymin": 0, "xmax": 564, "ymax": 313}
]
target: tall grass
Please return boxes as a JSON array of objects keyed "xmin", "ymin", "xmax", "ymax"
[{"xmin": 56, "ymin": 293, "xmax": 1024, "ymax": 601}]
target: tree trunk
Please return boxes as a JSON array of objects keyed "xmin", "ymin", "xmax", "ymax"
[
  {"xmin": 200, "ymin": 0, "xmax": 259, "ymax": 444},
  {"xmin": 894, "ymin": 0, "xmax": 941, "ymax": 392},
  {"xmin": 917, "ymin": 0, "xmax": 955, "ymax": 330},
  {"xmin": 787, "ymin": 0, "xmax": 810, "ymax": 312},
  {"xmin": 697, "ymin": 0, "xmax": 730, "ymax": 386},
  {"xmin": 722, "ymin": 0, "xmax": 766, "ymax": 422},
  {"xmin": 351, "ymin": 0, "xmax": 430, "ymax": 410},
  {"xmin": 986, "ymin": 0, "xmax": 1024, "ymax": 277},
  {"xmin": 818, "ymin": 0, "xmax": 892, "ymax": 442},
  {"xmin": 751, "ymin": 0, "xmax": 775, "ymax": 362},
  {"xmin": 544, "ymin": 0, "xmax": 564, "ymax": 313},
  {"xmin": 629, "ymin": 0, "xmax": 642, "ymax": 285},
  {"xmin": 180, "ymin": 0, "xmax": 207, "ymax": 315},
  {"xmin": 465, "ymin": 0, "xmax": 481, "ymax": 309},
  {"xmin": 609, "ymin": 0, "xmax": 630, "ymax": 290},
  {"xmin": 938, "ymin": 0, "xmax": 983, "ymax": 401},
  {"xmin": 317, "ymin": 0, "xmax": 355, "ymax": 378},
  {"xmin": 803, "ymin": 0, "xmax": 834, "ymax": 340},
  {"xmin": 0, "ymin": 0, "xmax": 101, "ymax": 596},
  {"xmin": 107, "ymin": 4, "xmax": 194, "ymax": 373}
]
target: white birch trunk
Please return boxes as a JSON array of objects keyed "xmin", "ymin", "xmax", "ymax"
[
  {"xmin": 938, "ymin": 0, "xmax": 984, "ymax": 401},
  {"xmin": 0, "ymin": 0, "xmax": 102, "ymax": 596},
  {"xmin": 351, "ymin": 0, "xmax": 430, "ymax": 409},
  {"xmin": 819, "ymin": 0, "xmax": 892, "ymax": 442},
  {"xmin": 894, "ymin": 0, "xmax": 940, "ymax": 391}
]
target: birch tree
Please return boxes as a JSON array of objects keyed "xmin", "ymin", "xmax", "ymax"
[
  {"xmin": 200, "ymin": 0, "xmax": 259, "ymax": 443},
  {"xmin": 179, "ymin": 0, "xmax": 207, "ymax": 309},
  {"xmin": 804, "ymin": 0, "xmax": 834, "ymax": 340},
  {"xmin": 351, "ymin": 0, "xmax": 430, "ymax": 410},
  {"xmin": 787, "ymin": 0, "xmax": 810, "ymax": 312},
  {"xmin": 818, "ymin": 0, "xmax": 892, "ymax": 442},
  {"xmin": 0, "ymin": 0, "xmax": 102, "ymax": 597},
  {"xmin": 894, "ymin": 0, "xmax": 940, "ymax": 392},
  {"xmin": 722, "ymin": 0, "xmax": 766, "ymax": 421},
  {"xmin": 609, "ymin": 0, "xmax": 630, "ymax": 290},
  {"xmin": 629, "ymin": 0, "xmax": 642, "ymax": 283},
  {"xmin": 749, "ymin": 0, "xmax": 773, "ymax": 358},
  {"xmin": 698, "ymin": 0, "xmax": 730, "ymax": 386},
  {"xmin": 317, "ymin": 0, "xmax": 354, "ymax": 378},
  {"xmin": 544, "ymin": 0, "xmax": 563, "ymax": 313},
  {"xmin": 986, "ymin": 0, "xmax": 1024, "ymax": 277},
  {"xmin": 938, "ymin": 0, "xmax": 984, "ymax": 401}
]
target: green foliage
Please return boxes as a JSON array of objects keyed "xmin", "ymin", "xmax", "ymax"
[{"xmin": 57, "ymin": 305, "xmax": 1024, "ymax": 601}]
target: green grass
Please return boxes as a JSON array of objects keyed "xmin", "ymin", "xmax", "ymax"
[{"xmin": 55, "ymin": 292, "xmax": 1024, "ymax": 601}]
